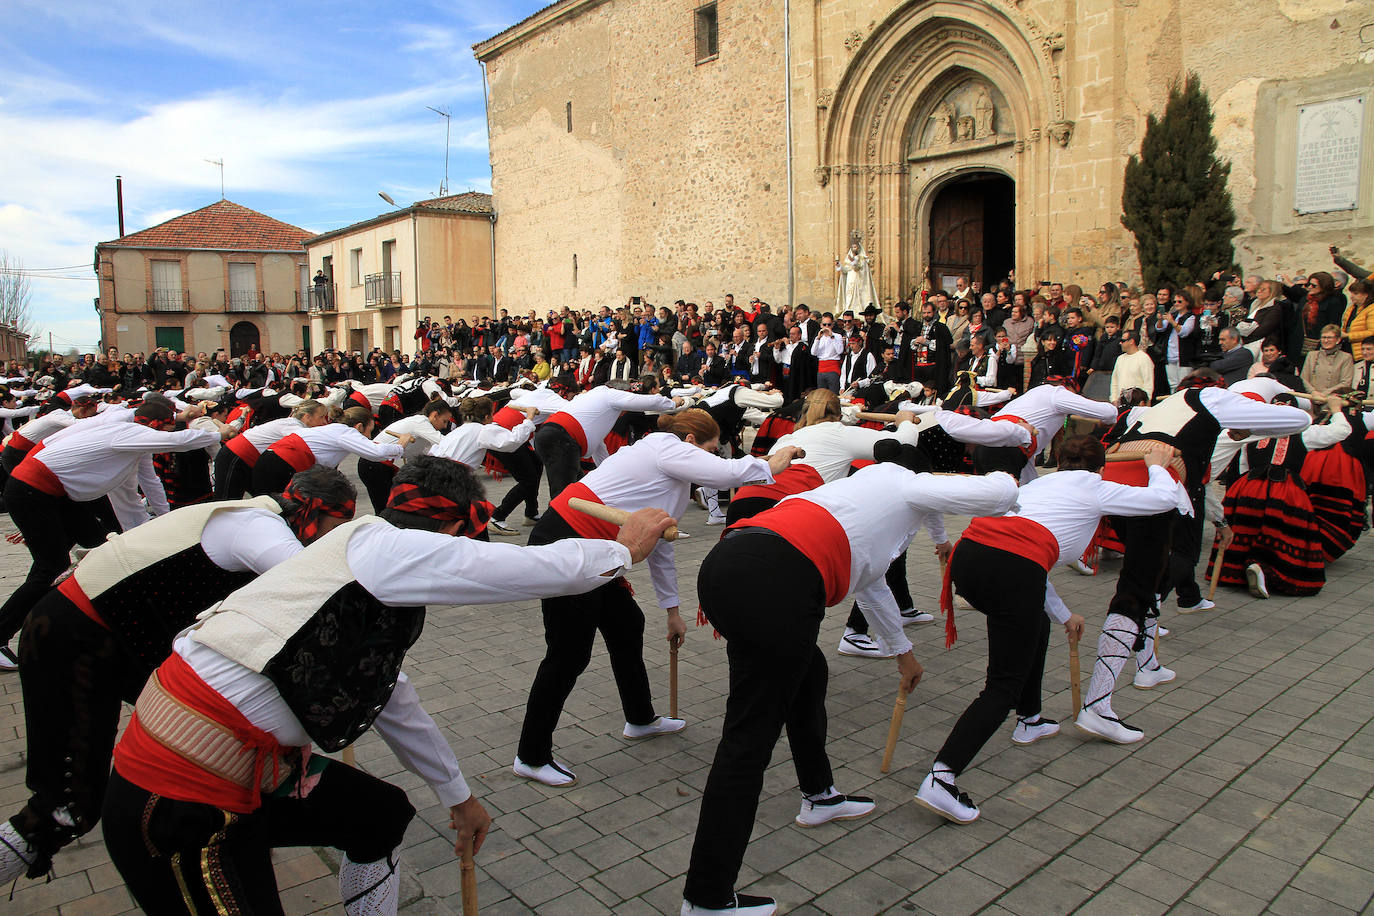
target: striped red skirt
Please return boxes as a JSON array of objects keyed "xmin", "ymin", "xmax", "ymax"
[
  {"xmin": 1302, "ymin": 447, "xmax": 1366, "ymax": 562},
  {"xmin": 1205, "ymin": 472, "xmax": 1325, "ymax": 596}
]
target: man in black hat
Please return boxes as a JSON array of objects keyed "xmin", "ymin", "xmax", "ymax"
[{"xmin": 861, "ymin": 304, "xmax": 886, "ymax": 360}]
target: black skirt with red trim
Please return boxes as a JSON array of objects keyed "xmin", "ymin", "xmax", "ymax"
[
  {"xmin": 1205, "ymin": 471, "xmax": 1325, "ymax": 596},
  {"xmin": 1302, "ymin": 447, "xmax": 1367, "ymax": 562},
  {"xmin": 750, "ymin": 415, "xmax": 796, "ymax": 458}
]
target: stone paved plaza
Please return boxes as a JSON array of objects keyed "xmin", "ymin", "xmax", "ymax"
[{"xmin": 1, "ymin": 468, "xmax": 1372, "ymax": 915}]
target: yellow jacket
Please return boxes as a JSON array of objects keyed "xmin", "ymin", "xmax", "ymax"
[{"xmin": 1344, "ymin": 304, "xmax": 1374, "ymax": 347}]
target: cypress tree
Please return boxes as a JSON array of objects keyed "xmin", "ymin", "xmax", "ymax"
[{"xmin": 1121, "ymin": 73, "xmax": 1238, "ymax": 290}]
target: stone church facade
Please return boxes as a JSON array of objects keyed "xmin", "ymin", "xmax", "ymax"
[{"xmin": 474, "ymin": 0, "xmax": 1373, "ymax": 312}]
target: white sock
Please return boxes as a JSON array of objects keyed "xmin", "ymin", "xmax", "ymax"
[
  {"xmin": 1085, "ymin": 613, "xmax": 1139, "ymax": 719},
  {"xmin": 803, "ymin": 785, "xmax": 839, "ymax": 802},
  {"xmin": 340, "ymin": 851, "xmax": 400, "ymax": 916},
  {"xmin": 700, "ymin": 486, "xmax": 720, "ymax": 516},
  {"xmin": 0, "ymin": 820, "xmax": 37, "ymax": 884},
  {"xmin": 1134, "ymin": 617, "xmax": 1160, "ymax": 672}
]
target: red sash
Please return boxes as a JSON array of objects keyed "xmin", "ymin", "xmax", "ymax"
[
  {"xmin": 941, "ymin": 516, "xmax": 1059, "ymax": 647},
  {"xmin": 10, "ymin": 443, "xmax": 65, "ymax": 497},
  {"xmin": 113, "ymin": 653, "xmax": 289, "ymax": 814},
  {"xmin": 225, "ymin": 432, "xmax": 262, "ymax": 467},
  {"xmin": 267, "ymin": 434, "xmax": 316, "ymax": 472},
  {"xmin": 7, "ymin": 431, "xmax": 34, "ymax": 453},
  {"xmin": 729, "ymin": 498, "xmax": 851, "ymax": 606},
  {"xmin": 492, "ymin": 406, "xmax": 525, "ymax": 430},
  {"xmin": 818, "ymin": 359, "xmax": 841, "ymax": 374},
  {"xmin": 993, "ymin": 413, "xmax": 1036, "ymax": 457},
  {"xmin": 733, "ymin": 463, "xmax": 824, "ymax": 504},
  {"xmin": 58, "ymin": 575, "xmax": 107, "ymax": 629},
  {"xmin": 550, "ymin": 481, "xmax": 619, "ymax": 540},
  {"xmin": 348, "ymin": 391, "xmax": 372, "ymax": 411},
  {"xmin": 546, "ymin": 412, "xmax": 589, "ymax": 457}
]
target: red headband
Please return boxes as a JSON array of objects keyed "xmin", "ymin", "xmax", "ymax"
[
  {"xmin": 279, "ymin": 479, "xmax": 355, "ymax": 543},
  {"xmin": 386, "ymin": 483, "xmax": 493, "ymax": 537}
]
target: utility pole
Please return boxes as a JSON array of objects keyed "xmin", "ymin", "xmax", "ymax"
[
  {"xmin": 204, "ymin": 158, "xmax": 225, "ymax": 198},
  {"xmin": 426, "ymin": 107, "xmax": 451, "ymax": 197}
]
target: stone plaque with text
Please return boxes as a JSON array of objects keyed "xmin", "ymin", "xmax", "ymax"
[{"xmin": 1294, "ymin": 96, "xmax": 1364, "ymax": 214}]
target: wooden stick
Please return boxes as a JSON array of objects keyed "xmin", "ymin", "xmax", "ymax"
[
  {"xmin": 1208, "ymin": 540, "xmax": 1228, "ymax": 601},
  {"xmin": 341, "ymin": 745, "xmax": 356, "ymax": 767},
  {"xmin": 460, "ymin": 848, "xmax": 479, "ymax": 916},
  {"xmin": 566, "ymin": 497, "xmax": 679, "ymax": 540},
  {"xmin": 880, "ymin": 687, "xmax": 909, "ymax": 774},
  {"xmin": 669, "ymin": 644, "xmax": 679, "ymax": 718},
  {"xmin": 1068, "ymin": 635, "xmax": 1082, "ymax": 718}
]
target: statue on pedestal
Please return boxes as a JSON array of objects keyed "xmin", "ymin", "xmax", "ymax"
[{"xmin": 835, "ymin": 236, "xmax": 880, "ymax": 315}]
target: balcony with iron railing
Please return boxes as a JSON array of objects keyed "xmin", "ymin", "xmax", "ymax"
[
  {"xmin": 307, "ymin": 282, "xmax": 337, "ymax": 313},
  {"xmin": 225, "ymin": 290, "xmax": 266, "ymax": 312},
  {"xmin": 148, "ymin": 288, "xmax": 190, "ymax": 312},
  {"xmin": 364, "ymin": 272, "xmax": 402, "ymax": 307}
]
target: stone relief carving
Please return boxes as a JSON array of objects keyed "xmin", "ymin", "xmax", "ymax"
[
  {"xmin": 956, "ymin": 115, "xmax": 975, "ymax": 141},
  {"xmin": 814, "ymin": 166, "xmax": 831, "ymax": 187},
  {"xmin": 1047, "ymin": 119, "xmax": 1074, "ymax": 147},
  {"xmin": 929, "ymin": 101, "xmax": 955, "ymax": 145},
  {"xmin": 816, "ymin": 88, "xmax": 834, "ymax": 110},
  {"xmin": 845, "ymin": 30, "xmax": 865, "ymax": 53},
  {"xmin": 974, "ymin": 85, "xmax": 996, "ymax": 138},
  {"xmin": 917, "ymin": 80, "xmax": 1004, "ymax": 149}
]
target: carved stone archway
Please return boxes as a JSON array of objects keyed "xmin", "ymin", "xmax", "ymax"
[{"xmin": 819, "ymin": 1, "xmax": 1069, "ymax": 307}]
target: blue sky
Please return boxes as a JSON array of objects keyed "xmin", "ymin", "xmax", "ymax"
[{"xmin": 0, "ymin": 0, "xmax": 549, "ymax": 353}]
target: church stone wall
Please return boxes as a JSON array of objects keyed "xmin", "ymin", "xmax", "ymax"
[{"xmin": 480, "ymin": 0, "xmax": 1374, "ymax": 313}]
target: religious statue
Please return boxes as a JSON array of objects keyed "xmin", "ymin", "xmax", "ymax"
[
  {"xmin": 929, "ymin": 101, "xmax": 954, "ymax": 145},
  {"xmin": 956, "ymin": 116, "xmax": 975, "ymax": 141},
  {"xmin": 974, "ymin": 86, "xmax": 996, "ymax": 138},
  {"xmin": 835, "ymin": 238, "xmax": 880, "ymax": 315}
]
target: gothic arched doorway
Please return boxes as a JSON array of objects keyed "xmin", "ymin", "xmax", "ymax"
[
  {"xmin": 928, "ymin": 172, "xmax": 1015, "ymax": 293},
  {"xmin": 229, "ymin": 320, "xmax": 260, "ymax": 357}
]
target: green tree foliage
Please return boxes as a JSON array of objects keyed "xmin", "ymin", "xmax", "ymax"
[{"xmin": 1121, "ymin": 73, "xmax": 1238, "ymax": 290}]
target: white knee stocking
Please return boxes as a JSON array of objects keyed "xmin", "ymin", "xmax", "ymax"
[
  {"xmin": 1085, "ymin": 614, "xmax": 1139, "ymax": 719},
  {"xmin": 0, "ymin": 820, "xmax": 37, "ymax": 884},
  {"xmin": 341, "ymin": 851, "xmax": 400, "ymax": 916},
  {"xmin": 1135, "ymin": 617, "xmax": 1160, "ymax": 672}
]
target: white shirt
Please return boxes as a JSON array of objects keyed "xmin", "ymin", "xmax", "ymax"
[
  {"xmin": 1110, "ymin": 350, "xmax": 1155, "ymax": 404},
  {"xmin": 240, "ymin": 417, "xmax": 304, "ymax": 455},
  {"xmin": 177, "ymin": 523, "xmax": 634, "ymax": 808},
  {"xmin": 1010, "ymin": 468, "xmax": 1189, "ymax": 623},
  {"xmin": 32, "ymin": 420, "xmax": 219, "ymax": 529},
  {"xmin": 782, "ymin": 465, "xmax": 1020, "ymax": 655},
  {"xmin": 200, "ymin": 507, "xmax": 305, "ymax": 574},
  {"xmin": 580, "ymin": 432, "xmax": 774, "ymax": 610},
  {"xmin": 771, "ymin": 419, "xmax": 922, "ymax": 483},
  {"xmin": 374, "ymin": 415, "xmax": 446, "ymax": 462},
  {"xmin": 293, "ymin": 423, "xmax": 404, "ymax": 468},
  {"xmin": 811, "ymin": 332, "xmax": 845, "ymax": 363},
  {"xmin": 509, "ymin": 387, "xmax": 570, "ymax": 422},
  {"xmin": 556, "ymin": 387, "xmax": 676, "ymax": 458},
  {"xmin": 995, "ymin": 386, "xmax": 1118, "ymax": 482},
  {"xmin": 10, "ymin": 410, "xmax": 78, "ymax": 447},
  {"xmin": 430, "ymin": 418, "xmax": 535, "ymax": 467}
]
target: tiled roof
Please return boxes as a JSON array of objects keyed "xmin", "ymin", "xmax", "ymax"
[
  {"xmin": 99, "ymin": 200, "xmax": 312, "ymax": 251},
  {"xmin": 414, "ymin": 192, "xmax": 493, "ymax": 214}
]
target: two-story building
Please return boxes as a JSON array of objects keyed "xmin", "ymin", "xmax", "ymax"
[
  {"xmin": 95, "ymin": 200, "xmax": 312, "ymax": 359},
  {"xmin": 305, "ymin": 192, "xmax": 495, "ymax": 355}
]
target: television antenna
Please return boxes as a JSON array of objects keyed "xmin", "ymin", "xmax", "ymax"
[
  {"xmin": 426, "ymin": 106, "xmax": 451, "ymax": 197},
  {"xmin": 204, "ymin": 158, "xmax": 225, "ymax": 198}
]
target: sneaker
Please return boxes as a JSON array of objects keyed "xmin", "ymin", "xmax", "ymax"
[
  {"xmin": 0, "ymin": 646, "xmax": 17, "ymax": 672},
  {"xmin": 1246, "ymin": 563, "xmax": 1269, "ymax": 599},
  {"xmin": 705, "ymin": 515, "xmax": 727, "ymax": 526},
  {"xmin": 623, "ymin": 716, "xmax": 686, "ymax": 740},
  {"xmin": 900, "ymin": 609, "xmax": 935, "ymax": 626},
  {"xmin": 1133, "ymin": 665, "xmax": 1176, "ymax": 690},
  {"xmin": 795, "ymin": 792, "xmax": 876, "ymax": 828},
  {"xmin": 837, "ymin": 628, "xmax": 892, "ymax": 659},
  {"xmin": 914, "ymin": 772, "xmax": 979, "ymax": 824},
  {"xmin": 523, "ymin": 514, "xmax": 542, "ymax": 526},
  {"xmin": 681, "ymin": 894, "xmax": 777, "ymax": 915},
  {"xmin": 1070, "ymin": 559, "xmax": 1095, "ymax": 576},
  {"xmin": 1075, "ymin": 707, "xmax": 1144, "ymax": 744},
  {"xmin": 512, "ymin": 757, "xmax": 577, "ymax": 787},
  {"xmin": 488, "ymin": 519, "xmax": 519, "ymax": 537},
  {"xmin": 1011, "ymin": 715, "xmax": 1060, "ymax": 745},
  {"xmin": 1177, "ymin": 598, "xmax": 1215, "ymax": 614}
]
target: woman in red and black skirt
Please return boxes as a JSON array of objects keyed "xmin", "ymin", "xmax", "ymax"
[
  {"xmin": 1207, "ymin": 394, "xmax": 1350, "ymax": 598},
  {"xmin": 1302, "ymin": 403, "xmax": 1370, "ymax": 561}
]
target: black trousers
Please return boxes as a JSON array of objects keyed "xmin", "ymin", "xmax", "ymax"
[
  {"xmin": 1159, "ymin": 490, "xmax": 1205, "ymax": 607},
  {"xmin": 1107, "ymin": 511, "xmax": 1175, "ymax": 627},
  {"xmin": 249, "ymin": 451, "xmax": 299, "ymax": 497},
  {"xmin": 1, "ymin": 444, "xmax": 26, "ymax": 474},
  {"xmin": 0, "ymin": 480, "xmax": 115, "ymax": 645},
  {"xmin": 102, "ymin": 762, "xmax": 413, "ymax": 916},
  {"xmin": 212, "ymin": 447, "xmax": 253, "ymax": 500},
  {"xmin": 356, "ymin": 458, "xmax": 397, "ymax": 514},
  {"xmin": 934, "ymin": 541, "xmax": 1050, "ymax": 775},
  {"xmin": 491, "ymin": 446, "xmax": 543, "ymax": 522},
  {"xmin": 684, "ymin": 532, "xmax": 831, "ymax": 908},
  {"xmin": 845, "ymin": 551, "xmax": 912, "ymax": 632},
  {"xmin": 532, "ymin": 423, "xmax": 583, "ymax": 503},
  {"xmin": 8, "ymin": 591, "xmax": 147, "ymax": 871},
  {"xmin": 516, "ymin": 509, "xmax": 656, "ymax": 765}
]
